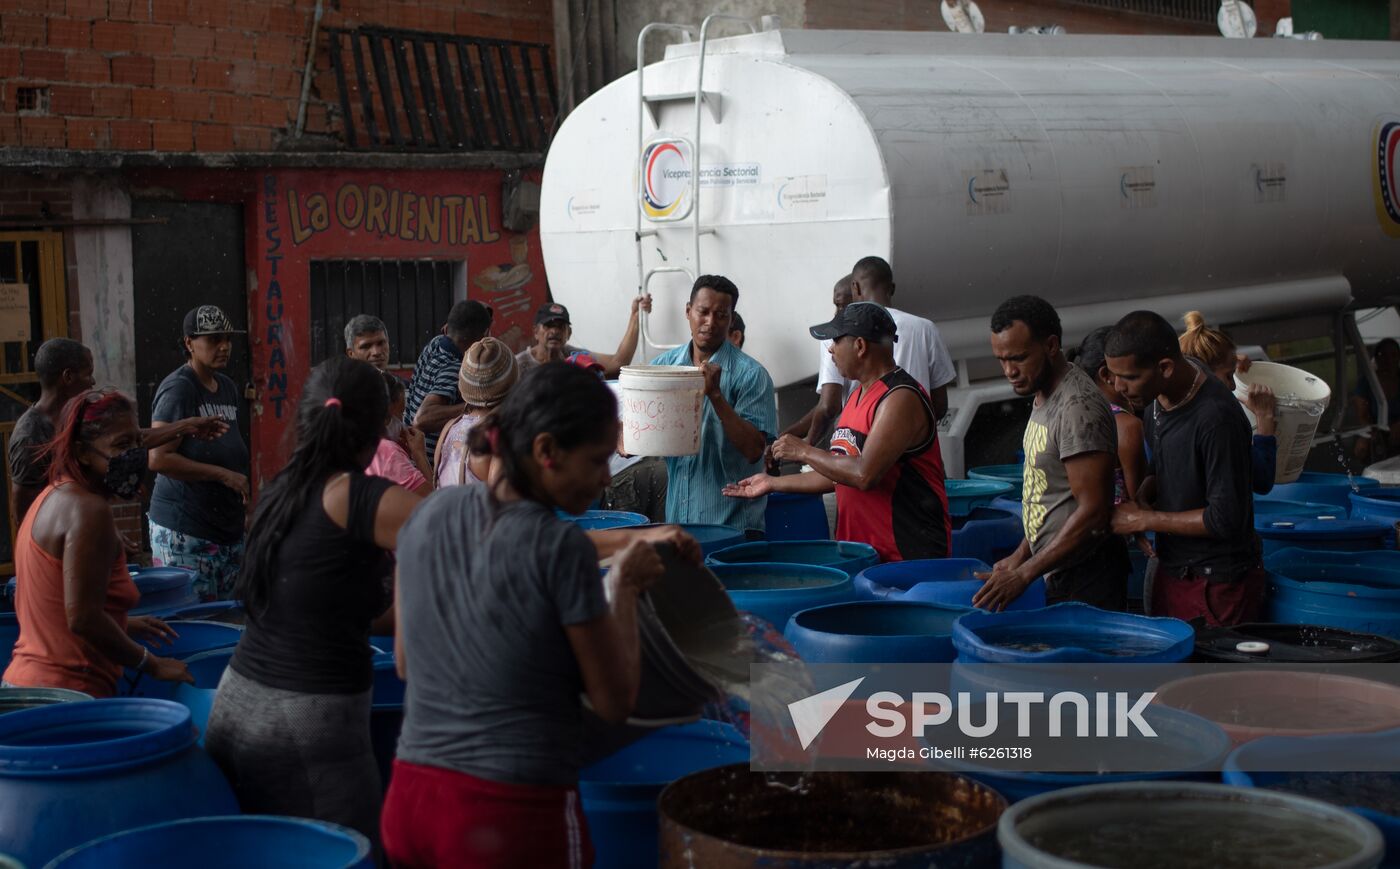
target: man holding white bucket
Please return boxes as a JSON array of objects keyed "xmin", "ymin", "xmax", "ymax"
[
  {"xmin": 1105, "ymin": 310, "xmax": 1264, "ymax": 627},
  {"xmin": 725, "ymin": 303, "xmax": 951, "ymax": 563},
  {"xmin": 649, "ymin": 275, "xmax": 776, "ymax": 533}
]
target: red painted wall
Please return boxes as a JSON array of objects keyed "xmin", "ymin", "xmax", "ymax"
[{"xmin": 248, "ymin": 167, "xmax": 546, "ymax": 486}]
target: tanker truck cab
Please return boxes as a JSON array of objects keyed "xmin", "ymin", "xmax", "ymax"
[{"xmin": 541, "ymin": 23, "xmax": 1400, "ymax": 476}]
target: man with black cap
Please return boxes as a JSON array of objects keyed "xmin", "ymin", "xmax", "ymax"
[
  {"xmin": 148, "ymin": 305, "xmax": 251, "ymax": 601},
  {"xmin": 725, "ymin": 302, "xmax": 951, "ymax": 562},
  {"xmin": 514, "ymin": 295, "xmax": 652, "ymax": 379}
]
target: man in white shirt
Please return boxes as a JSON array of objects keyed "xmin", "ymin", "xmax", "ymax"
[
  {"xmin": 793, "ymin": 258, "xmax": 956, "ymax": 446},
  {"xmin": 846, "ymin": 256, "xmax": 956, "ymax": 417}
]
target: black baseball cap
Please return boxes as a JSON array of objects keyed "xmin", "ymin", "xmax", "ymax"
[
  {"xmin": 809, "ymin": 301, "xmax": 898, "ymax": 343},
  {"xmin": 535, "ymin": 302, "xmax": 571, "ymax": 326},
  {"xmin": 183, "ymin": 305, "xmax": 245, "ymax": 337}
]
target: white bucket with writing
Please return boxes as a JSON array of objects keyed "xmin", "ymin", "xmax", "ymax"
[
  {"xmin": 1234, "ymin": 361, "xmax": 1331, "ymax": 484},
  {"xmin": 619, "ymin": 365, "xmax": 705, "ymax": 456}
]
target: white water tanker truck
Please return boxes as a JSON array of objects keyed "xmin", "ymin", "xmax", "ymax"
[{"xmin": 539, "ymin": 21, "xmax": 1400, "ymax": 475}]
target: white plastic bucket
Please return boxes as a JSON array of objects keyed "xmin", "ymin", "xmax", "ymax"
[
  {"xmin": 619, "ymin": 365, "xmax": 705, "ymax": 457},
  {"xmin": 1234, "ymin": 361, "xmax": 1331, "ymax": 484}
]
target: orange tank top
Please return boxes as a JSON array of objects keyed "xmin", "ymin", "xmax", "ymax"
[{"xmin": 3, "ymin": 484, "xmax": 140, "ymax": 697}]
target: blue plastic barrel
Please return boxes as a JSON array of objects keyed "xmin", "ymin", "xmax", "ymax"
[
  {"xmin": 0, "ymin": 614, "xmax": 17, "ymax": 674},
  {"xmin": 557, "ymin": 510, "xmax": 648, "ymax": 530},
  {"xmin": 580, "ymin": 721, "xmax": 749, "ymax": 869},
  {"xmin": 1265, "ymin": 548, "xmax": 1400, "ymax": 637},
  {"xmin": 0, "ymin": 698, "xmax": 238, "ymax": 867},
  {"xmin": 854, "ymin": 559, "xmax": 1046, "ymax": 612},
  {"xmin": 369, "ymin": 648, "xmax": 405, "ymax": 792},
  {"xmin": 955, "ymin": 705, "xmax": 1230, "ymax": 803},
  {"xmin": 968, "ymin": 464, "xmax": 1024, "ymax": 499},
  {"xmin": 952, "ymin": 602, "xmax": 1195, "ymax": 663},
  {"xmin": 784, "ymin": 600, "xmax": 970, "ymax": 663},
  {"xmin": 705, "ymin": 540, "xmax": 879, "ymax": 577},
  {"xmin": 5, "ymin": 567, "xmax": 199, "ymax": 619},
  {"xmin": 945, "ymin": 480, "xmax": 1015, "ymax": 516},
  {"xmin": 990, "ymin": 495, "xmax": 1023, "ymax": 516},
  {"xmin": 167, "ymin": 601, "xmax": 245, "ymax": 625},
  {"xmin": 47, "ymin": 815, "xmax": 373, "ymax": 868},
  {"xmin": 950, "ymin": 508, "xmax": 1023, "ymax": 565},
  {"xmin": 1349, "ymin": 487, "xmax": 1400, "ymax": 525},
  {"xmin": 0, "ymin": 687, "xmax": 89, "ymax": 717},
  {"xmin": 710, "ymin": 564, "xmax": 855, "ymax": 630},
  {"xmin": 1255, "ymin": 513, "xmax": 1391, "ymax": 557},
  {"xmin": 122, "ymin": 622, "xmax": 244, "ymax": 701},
  {"xmin": 1224, "ymin": 728, "xmax": 1400, "ymax": 863},
  {"xmin": 1258, "ymin": 471, "xmax": 1379, "ymax": 513},
  {"xmin": 172, "ymin": 647, "xmax": 235, "ymax": 742},
  {"xmin": 646, "ymin": 524, "xmax": 745, "ymax": 557},
  {"xmin": 764, "ymin": 492, "xmax": 830, "ymax": 541}
]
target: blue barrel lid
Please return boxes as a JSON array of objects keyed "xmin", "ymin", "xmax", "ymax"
[
  {"xmin": 556, "ymin": 509, "xmax": 648, "ymax": 529},
  {"xmin": 946, "ymin": 479, "xmax": 1016, "ymax": 499},
  {"xmin": 0, "ymin": 698, "xmax": 196, "ymax": 776},
  {"xmin": 706, "ymin": 539, "xmax": 878, "ymax": 568},
  {"xmin": 968, "ymin": 464, "xmax": 1024, "ymax": 481},
  {"xmin": 130, "ymin": 566, "xmax": 197, "ymax": 595},
  {"xmin": 1254, "ymin": 516, "xmax": 1391, "ymax": 540}
]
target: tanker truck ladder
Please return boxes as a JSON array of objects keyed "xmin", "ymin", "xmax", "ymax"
[{"xmin": 633, "ymin": 14, "xmax": 755, "ymax": 356}]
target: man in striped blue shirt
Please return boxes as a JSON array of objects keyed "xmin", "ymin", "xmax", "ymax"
[{"xmin": 651, "ymin": 275, "xmax": 777, "ymax": 532}]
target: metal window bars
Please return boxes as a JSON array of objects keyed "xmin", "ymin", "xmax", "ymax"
[
  {"xmin": 324, "ymin": 26, "xmax": 558, "ymax": 152},
  {"xmin": 1062, "ymin": 0, "xmax": 1215, "ymax": 25}
]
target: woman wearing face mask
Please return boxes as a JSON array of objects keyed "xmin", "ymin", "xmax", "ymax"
[
  {"xmin": 368, "ymin": 372, "xmax": 433, "ymax": 496},
  {"xmin": 3, "ymin": 391, "xmax": 193, "ymax": 696},
  {"xmin": 382, "ymin": 363, "xmax": 699, "ymax": 869},
  {"xmin": 205, "ymin": 358, "xmax": 421, "ymax": 848}
]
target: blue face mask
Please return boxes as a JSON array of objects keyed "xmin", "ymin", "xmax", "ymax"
[{"xmin": 101, "ymin": 447, "xmax": 148, "ymax": 500}]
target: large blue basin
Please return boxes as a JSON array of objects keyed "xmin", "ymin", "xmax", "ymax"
[
  {"xmin": 784, "ymin": 600, "xmax": 970, "ymax": 663},
  {"xmin": 952, "ymin": 602, "xmax": 1195, "ymax": 664},
  {"xmin": 706, "ymin": 540, "xmax": 878, "ymax": 577}
]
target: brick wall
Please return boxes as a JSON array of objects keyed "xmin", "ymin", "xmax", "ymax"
[{"xmin": 0, "ymin": 0, "xmax": 553, "ymax": 152}]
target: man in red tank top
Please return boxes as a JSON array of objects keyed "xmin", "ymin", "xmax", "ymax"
[{"xmin": 724, "ymin": 303, "xmax": 951, "ymax": 562}]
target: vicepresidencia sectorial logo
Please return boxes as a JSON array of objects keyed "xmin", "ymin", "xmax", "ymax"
[
  {"xmin": 640, "ymin": 140, "xmax": 694, "ymax": 220},
  {"xmin": 1373, "ymin": 119, "xmax": 1400, "ymax": 237}
]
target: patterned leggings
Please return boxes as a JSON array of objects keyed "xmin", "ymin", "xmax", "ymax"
[{"xmin": 148, "ymin": 520, "xmax": 245, "ymax": 601}]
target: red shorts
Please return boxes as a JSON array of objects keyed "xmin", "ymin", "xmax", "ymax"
[
  {"xmin": 1150, "ymin": 564, "xmax": 1265, "ymax": 627},
  {"xmin": 381, "ymin": 760, "xmax": 593, "ymax": 869}
]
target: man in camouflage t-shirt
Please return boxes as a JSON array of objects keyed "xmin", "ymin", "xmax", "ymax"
[{"xmin": 976, "ymin": 296, "xmax": 1128, "ymax": 611}]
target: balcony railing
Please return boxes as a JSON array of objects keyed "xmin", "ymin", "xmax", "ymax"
[{"xmin": 324, "ymin": 26, "xmax": 557, "ymax": 152}]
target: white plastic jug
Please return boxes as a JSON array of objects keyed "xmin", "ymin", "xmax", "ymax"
[
  {"xmin": 618, "ymin": 365, "xmax": 705, "ymax": 457},
  {"xmin": 1234, "ymin": 361, "xmax": 1331, "ymax": 484}
]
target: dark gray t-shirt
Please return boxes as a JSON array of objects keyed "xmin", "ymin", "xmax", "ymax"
[
  {"xmin": 7, "ymin": 407, "xmax": 54, "ymax": 490},
  {"xmin": 1021, "ymin": 364, "xmax": 1116, "ymax": 566},
  {"xmin": 394, "ymin": 485, "xmax": 607, "ymax": 786},
  {"xmin": 148, "ymin": 366, "xmax": 249, "ymax": 544}
]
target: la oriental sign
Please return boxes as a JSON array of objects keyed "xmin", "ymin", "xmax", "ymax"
[{"xmin": 286, "ymin": 182, "xmax": 502, "ymax": 246}]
